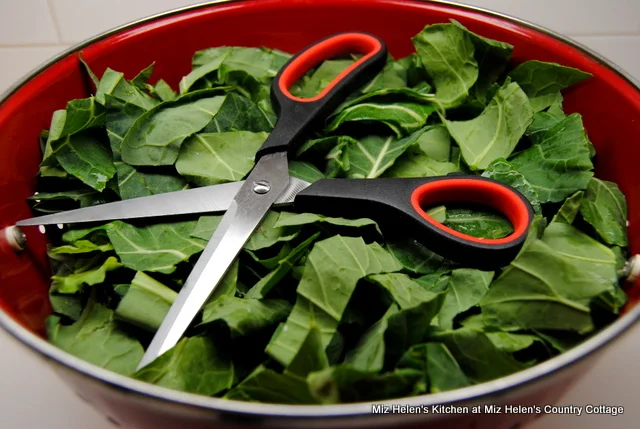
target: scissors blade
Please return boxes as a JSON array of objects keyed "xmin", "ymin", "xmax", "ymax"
[
  {"xmin": 137, "ymin": 152, "xmax": 290, "ymax": 370},
  {"xmin": 16, "ymin": 177, "xmax": 311, "ymax": 227},
  {"xmin": 16, "ymin": 182, "xmax": 242, "ymax": 226}
]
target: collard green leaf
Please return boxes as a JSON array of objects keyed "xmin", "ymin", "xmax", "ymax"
[
  {"xmin": 105, "ymin": 220, "xmax": 206, "ymax": 274},
  {"xmin": 41, "ymin": 98, "xmax": 106, "ymax": 168},
  {"xmin": 438, "ymin": 269, "xmax": 494, "ymax": 329},
  {"xmin": 485, "ymin": 331, "xmax": 540, "ymax": 353},
  {"xmin": 28, "ymin": 188, "xmax": 106, "ymax": 214},
  {"xmin": 480, "ymin": 238, "xmax": 613, "ymax": 333},
  {"xmin": 481, "ymin": 158, "xmax": 541, "ymax": 214},
  {"xmin": 525, "ymin": 111, "xmax": 565, "ymax": 138},
  {"xmin": 307, "ymin": 366, "xmax": 422, "ymax": 404},
  {"xmin": 224, "ymin": 365, "xmax": 318, "ymax": 404},
  {"xmin": 79, "ymin": 54, "xmax": 100, "ymax": 88},
  {"xmin": 289, "ymin": 161, "xmax": 325, "ymax": 183},
  {"xmin": 453, "ymin": 20, "xmax": 513, "ymax": 106},
  {"xmin": 190, "ymin": 215, "xmax": 222, "ymax": 241},
  {"xmin": 115, "ymin": 162, "xmax": 189, "ymax": 200},
  {"xmin": 509, "ymin": 114, "xmax": 594, "ymax": 203},
  {"xmin": 175, "ymin": 131, "xmax": 268, "ymax": 186},
  {"xmin": 266, "ymin": 296, "xmax": 339, "ymax": 368},
  {"xmin": 62, "ymin": 224, "xmax": 110, "ymax": 244},
  {"xmin": 443, "ymin": 81, "xmax": 533, "ymax": 170},
  {"xmin": 297, "ymin": 237, "xmax": 401, "ymax": 320},
  {"xmin": 200, "ymin": 296, "xmax": 292, "ymax": 337},
  {"xmin": 115, "ymin": 272, "xmax": 177, "ymax": 332},
  {"xmin": 595, "ymin": 285, "xmax": 628, "ymax": 314},
  {"xmin": 547, "ymin": 94, "xmax": 566, "ymax": 118},
  {"xmin": 551, "ymin": 191, "xmax": 584, "ymax": 224},
  {"xmin": 343, "ymin": 305, "xmax": 395, "ymax": 372},
  {"xmin": 266, "ymin": 237, "xmax": 401, "ymax": 366},
  {"xmin": 341, "ymin": 127, "xmax": 434, "ymax": 178},
  {"xmin": 148, "ymin": 79, "xmax": 177, "ymax": 102},
  {"xmin": 413, "ymin": 124, "xmax": 451, "ymax": 161},
  {"xmin": 541, "ymin": 222, "xmax": 617, "ymax": 287},
  {"xmin": 411, "ymin": 23, "xmax": 478, "ymax": 108},
  {"xmin": 181, "ymin": 47, "xmax": 233, "ymax": 93},
  {"xmin": 285, "ymin": 326, "xmax": 330, "ymax": 378},
  {"xmin": 131, "ymin": 63, "xmax": 155, "ymax": 90},
  {"xmin": 429, "ymin": 327, "xmax": 525, "ymax": 383},
  {"xmin": 47, "ymin": 299, "xmax": 144, "ymax": 376},
  {"xmin": 51, "ymin": 256, "xmax": 122, "ymax": 294},
  {"xmin": 49, "ymin": 240, "xmax": 113, "ymax": 255},
  {"xmin": 202, "ymin": 92, "xmax": 273, "ymax": 133},
  {"xmin": 358, "ymin": 57, "xmax": 414, "ymax": 94},
  {"xmin": 534, "ymin": 331, "xmax": 583, "ymax": 353},
  {"xmin": 295, "ymin": 135, "xmax": 358, "ymax": 178},
  {"xmin": 49, "ymin": 288, "xmax": 84, "ymax": 321},
  {"xmin": 96, "ymin": 68, "xmax": 158, "ymax": 109},
  {"xmin": 134, "ymin": 336, "xmax": 233, "ymax": 395},
  {"xmin": 245, "ymin": 211, "xmax": 299, "ymax": 251},
  {"xmin": 444, "ymin": 208, "xmax": 514, "ymax": 239},
  {"xmin": 52, "ymin": 131, "xmax": 116, "ymax": 192},
  {"xmin": 396, "ymin": 53, "xmax": 429, "ymax": 88},
  {"xmin": 120, "ymin": 90, "xmax": 226, "ymax": 166},
  {"xmin": 387, "ymin": 239, "xmax": 452, "ymax": 275},
  {"xmin": 345, "ymin": 275, "xmax": 444, "ymax": 371},
  {"xmin": 424, "ymin": 342, "xmax": 470, "ymax": 393},
  {"xmin": 326, "ymin": 100, "xmax": 434, "ymax": 137},
  {"xmin": 217, "ymin": 47, "xmax": 291, "ymax": 83},
  {"xmin": 207, "ymin": 259, "xmax": 239, "ymax": 304},
  {"xmin": 383, "ymin": 152, "xmax": 459, "ymax": 178},
  {"xmin": 246, "ymin": 233, "xmax": 320, "ymax": 299},
  {"xmin": 291, "ymin": 59, "xmax": 353, "ymax": 98},
  {"xmin": 368, "ymin": 273, "xmax": 443, "ymax": 310},
  {"xmin": 191, "ymin": 212, "xmax": 299, "ymax": 253},
  {"xmin": 104, "ymin": 94, "xmax": 189, "ymax": 199},
  {"xmin": 247, "ymin": 243, "xmax": 293, "ymax": 270},
  {"xmin": 297, "ymin": 135, "xmax": 354, "ymax": 159},
  {"xmin": 415, "ymin": 273, "xmax": 451, "ymax": 293},
  {"xmin": 427, "ymin": 205, "xmax": 446, "ymax": 223},
  {"xmin": 507, "ymin": 60, "xmax": 591, "ymax": 112},
  {"xmin": 579, "ymin": 178, "xmax": 628, "ymax": 246},
  {"xmin": 274, "ymin": 212, "xmax": 380, "ymax": 234},
  {"xmin": 334, "ymin": 87, "xmax": 435, "ymax": 115}
]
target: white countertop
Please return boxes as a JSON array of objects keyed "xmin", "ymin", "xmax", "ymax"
[{"xmin": 1, "ymin": 322, "xmax": 638, "ymax": 428}]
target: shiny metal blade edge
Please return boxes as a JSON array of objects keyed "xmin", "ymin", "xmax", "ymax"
[
  {"xmin": 15, "ymin": 181, "xmax": 245, "ymax": 226},
  {"xmin": 137, "ymin": 153, "xmax": 291, "ymax": 369}
]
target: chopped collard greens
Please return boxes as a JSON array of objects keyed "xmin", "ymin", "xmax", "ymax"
[{"xmin": 34, "ymin": 21, "xmax": 628, "ymax": 403}]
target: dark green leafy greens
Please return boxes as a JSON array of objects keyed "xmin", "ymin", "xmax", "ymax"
[{"xmin": 35, "ymin": 20, "xmax": 629, "ymax": 404}]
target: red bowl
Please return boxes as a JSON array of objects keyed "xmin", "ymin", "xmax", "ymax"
[{"xmin": 1, "ymin": 1, "xmax": 640, "ymax": 428}]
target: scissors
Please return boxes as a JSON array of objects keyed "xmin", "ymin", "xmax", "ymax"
[{"xmin": 16, "ymin": 32, "xmax": 534, "ymax": 369}]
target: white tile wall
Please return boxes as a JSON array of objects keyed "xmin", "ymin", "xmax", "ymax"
[
  {"xmin": 0, "ymin": 0, "xmax": 59, "ymax": 45},
  {"xmin": 0, "ymin": 0, "xmax": 639, "ymax": 91},
  {"xmin": 49, "ymin": 0, "xmax": 199, "ymax": 43},
  {"xmin": 461, "ymin": 0, "xmax": 640, "ymax": 35}
]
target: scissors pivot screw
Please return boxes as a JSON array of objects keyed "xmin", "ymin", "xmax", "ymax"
[{"xmin": 252, "ymin": 180, "xmax": 271, "ymax": 195}]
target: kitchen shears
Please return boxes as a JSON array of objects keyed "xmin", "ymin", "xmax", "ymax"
[{"xmin": 16, "ymin": 32, "xmax": 534, "ymax": 369}]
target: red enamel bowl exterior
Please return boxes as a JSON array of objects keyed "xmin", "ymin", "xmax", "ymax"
[{"xmin": 1, "ymin": 1, "xmax": 640, "ymax": 428}]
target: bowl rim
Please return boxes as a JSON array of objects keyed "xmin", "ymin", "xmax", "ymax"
[{"xmin": 1, "ymin": 0, "xmax": 640, "ymax": 421}]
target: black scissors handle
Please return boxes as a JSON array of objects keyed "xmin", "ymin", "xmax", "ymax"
[
  {"xmin": 255, "ymin": 32, "xmax": 388, "ymax": 160},
  {"xmin": 293, "ymin": 175, "xmax": 535, "ymax": 270}
]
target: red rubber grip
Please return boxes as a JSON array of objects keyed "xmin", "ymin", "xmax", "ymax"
[
  {"xmin": 410, "ymin": 178, "xmax": 531, "ymax": 245},
  {"xmin": 278, "ymin": 33, "xmax": 383, "ymax": 103}
]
